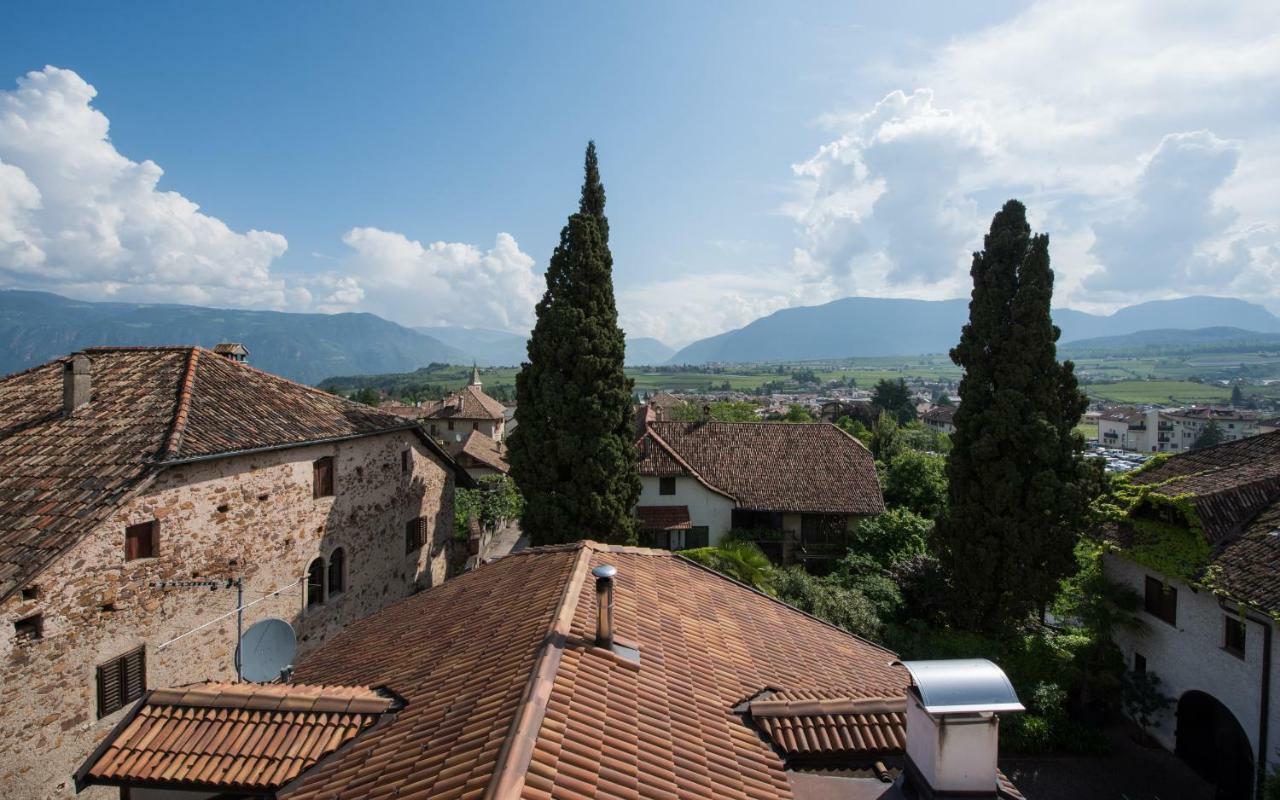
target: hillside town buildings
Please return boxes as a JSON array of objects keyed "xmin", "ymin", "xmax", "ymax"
[
  {"xmin": 1103, "ymin": 431, "xmax": 1280, "ymax": 799},
  {"xmin": 74, "ymin": 541, "xmax": 1027, "ymax": 800},
  {"xmin": 1098, "ymin": 405, "xmax": 1264, "ymax": 453},
  {"xmin": 0, "ymin": 346, "xmax": 466, "ymax": 799},
  {"xmin": 634, "ymin": 420, "xmax": 883, "ymax": 564},
  {"xmin": 381, "ymin": 365, "xmax": 510, "ymax": 480}
]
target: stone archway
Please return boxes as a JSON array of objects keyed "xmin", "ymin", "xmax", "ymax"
[{"xmin": 1175, "ymin": 690, "xmax": 1254, "ymax": 799}]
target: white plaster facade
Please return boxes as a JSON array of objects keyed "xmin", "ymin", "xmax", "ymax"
[
  {"xmin": 637, "ymin": 475, "xmax": 735, "ymax": 545},
  {"xmin": 1104, "ymin": 553, "xmax": 1278, "ymax": 777}
]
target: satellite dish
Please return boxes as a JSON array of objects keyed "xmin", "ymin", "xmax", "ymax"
[{"xmin": 237, "ymin": 618, "xmax": 296, "ymax": 682}]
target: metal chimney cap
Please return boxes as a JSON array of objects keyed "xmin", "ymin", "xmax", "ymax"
[{"xmin": 592, "ymin": 564, "xmax": 617, "ymax": 580}]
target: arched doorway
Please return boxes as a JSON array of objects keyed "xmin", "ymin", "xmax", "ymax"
[{"xmin": 1175, "ymin": 690, "xmax": 1254, "ymax": 800}]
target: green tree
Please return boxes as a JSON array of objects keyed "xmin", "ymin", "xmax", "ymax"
[
  {"xmin": 936, "ymin": 393, "xmax": 953, "ymax": 406},
  {"xmin": 1192, "ymin": 419, "xmax": 1225, "ymax": 450},
  {"xmin": 937, "ymin": 200, "xmax": 1090, "ymax": 632},
  {"xmin": 781, "ymin": 404, "xmax": 814, "ymax": 422},
  {"xmin": 353, "ymin": 387, "xmax": 380, "ymax": 406},
  {"xmin": 848, "ymin": 507, "xmax": 932, "ymax": 567},
  {"xmin": 869, "ymin": 410, "xmax": 902, "ymax": 462},
  {"xmin": 508, "ymin": 142, "xmax": 641, "ymax": 545},
  {"xmin": 681, "ymin": 539, "xmax": 775, "ymax": 595},
  {"xmin": 1231, "ymin": 384, "xmax": 1244, "ymax": 407},
  {"xmin": 872, "ymin": 378, "xmax": 916, "ymax": 425},
  {"xmin": 882, "ymin": 451, "xmax": 948, "ymax": 520}
]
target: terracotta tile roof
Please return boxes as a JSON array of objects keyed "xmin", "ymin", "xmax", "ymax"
[
  {"xmin": 78, "ymin": 682, "xmax": 397, "ymax": 793},
  {"xmin": 275, "ymin": 541, "xmax": 908, "ymax": 799},
  {"xmin": 921, "ymin": 405, "xmax": 955, "ymax": 425},
  {"xmin": 746, "ymin": 692, "xmax": 906, "ymax": 760},
  {"xmin": 0, "ymin": 346, "xmax": 453, "ymax": 601},
  {"xmin": 1099, "ymin": 406, "xmax": 1146, "ymax": 424},
  {"xmin": 636, "ymin": 505, "xmax": 692, "ymax": 530},
  {"xmin": 638, "ymin": 421, "xmax": 884, "ymax": 515},
  {"xmin": 1129, "ymin": 430, "xmax": 1280, "ymax": 543},
  {"xmin": 457, "ymin": 429, "xmax": 510, "ymax": 473},
  {"xmin": 1206, "ymin": 499, "xmax": 1280, "ymax": 614},
  {"xmin": 420, "ymin": 384, "xmax": 507, "ymax": 421}
]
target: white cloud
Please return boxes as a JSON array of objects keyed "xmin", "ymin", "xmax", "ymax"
[
  {"xmin": 326, "ymin": 228, "xmax": 541, "ymax": 332},
  {"xmin": 779, "ymin": 0, "xmax": 1280, "ymax": 316},
  {"xmin": 0, "ymin": 66, "xmax": 290, "ymax": 306}
]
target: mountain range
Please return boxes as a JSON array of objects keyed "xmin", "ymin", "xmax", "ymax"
[
  {"xmin": 415, "ymin": 325, "xmax": 676, "ymax": 367},
  {"xmin": 667, "ymin": 296, "xmax": 1280, "ymax": 364}
]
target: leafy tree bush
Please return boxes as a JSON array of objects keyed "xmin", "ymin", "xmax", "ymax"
[
  {"xmin": 1121, "ymin": 669, "xmax": 1174, "ymax": 741},
  {"xmin": 680, "ymin": 540, "xmax": 775, "ymax": 595},
  {"xmin": 872, "ymin": 378, "xmax": 916, "ymax": 425},
  {"xmin": 455, "ymin": 475, "xmax": 524, "ymax": 536},
  {"xmin": 772, "ymin": 567, "xmax": 883, "ymax": 640},
  {"xmin": 897, "ymin": 421, "xmax": 951, "ymax": 455},
  {"xmin": 1193, "ymin": 419, "xmax": 1225, "ymax": 450},
  {"xmin": 869, "ymin": 410, "xmax": 902, "ymax": 462},
  {"xmin": 848, "ymin": 508, "xmax": 931, "ymax": 567},
  {"xmin": 881, "ymin": 451, "xmax": 948, "ymax": 520}
]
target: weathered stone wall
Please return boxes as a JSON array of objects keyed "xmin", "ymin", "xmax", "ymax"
[{"xmin": 0, "ymin": 430, "xmax": 453, "ymax": 799}]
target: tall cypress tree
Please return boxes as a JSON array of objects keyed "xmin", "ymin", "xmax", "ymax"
[
  {"xmin": 937, "ymin": 200, "xmax": 1089, "ymax": 631},
  {"xmin": 508, "ymin": 142, "xmax": 640, "ymax": 546}
]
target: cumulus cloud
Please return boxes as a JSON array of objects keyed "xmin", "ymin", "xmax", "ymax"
[
  {"xmin": 0, "ymin": 66, "xmax": 290, "ymax": 306},
  {"xmin": 777, "ymin": 0, "xmax": 1280, "ymax": 316},
  {"xmin": 1087, "ymin": 132, "xmax": 1243, "ymax": 291},
  {"xmin": 327, "ymin": 228, "xmax": 542, "ymax": 332},
  {"xmin": 791, "ymin": 89, "xmax": 993, "ymax": 286}
]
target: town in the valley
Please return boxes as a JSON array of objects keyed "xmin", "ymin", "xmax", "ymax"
[{"xmin": 3, "ymin": 4, "xmax": 1279, "ymax": 800}]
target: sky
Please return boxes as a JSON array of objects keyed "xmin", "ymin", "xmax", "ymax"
[{"xmin": 1, "ymin": 1, "xmax": 1278, "ymax": 348}]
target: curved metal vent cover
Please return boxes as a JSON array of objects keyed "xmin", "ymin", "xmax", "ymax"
[{"xmin": 894, "ymin": 658, "xmax": 1025, "ymax": 714}]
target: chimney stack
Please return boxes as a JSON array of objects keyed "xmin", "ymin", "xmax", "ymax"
[
  {"xmin": 897, "ymin": 659, "xmax": 1023, "ymax": 798},
  {"xmin": 592, "ymin": 564, "xmax": 617, "ymax": 648},
  {"xmin": 63, "ymin": 354, "xmax": 91, "ymax": 414}
]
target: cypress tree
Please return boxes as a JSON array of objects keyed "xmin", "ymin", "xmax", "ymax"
[
  {"xmin": 508, "ymin": 142, "xmax": 640, "ymax": 546},
  {"xmin": 937, "ymin": 200, "xmax": 1089, "ymax": 632}
]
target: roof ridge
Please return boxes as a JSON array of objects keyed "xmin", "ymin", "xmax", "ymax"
[
  {"xmin": 642, "ymin": 425, "xmax": 737, "ymax": 502},
  {"xmin": 484, "ymin": 543, "xmax": 595, "ymax": 799},
  {"xmin": 160, "ymin": 347, "xmax": 200, "ymax": 459}
]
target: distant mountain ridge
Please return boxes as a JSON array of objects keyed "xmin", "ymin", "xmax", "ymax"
[
  {"xmin": 668, "ymin": 296, "xmax": 1280, "ymax": 364},
  {"xmin": 1060, "ymin": 327, "xmax": 1280, "ymax": 354},
  {"xmin": 0, "ymin": 290, "xmax": 466, "ymax": 384},
  {"xmin": 415, "ymin": 326, "xmax": 675, "ymax": 367}
]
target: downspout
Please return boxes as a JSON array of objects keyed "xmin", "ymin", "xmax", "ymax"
[{"xmin": 1221, "ymin": 598, "xmax": 1271, "ymax": 800}]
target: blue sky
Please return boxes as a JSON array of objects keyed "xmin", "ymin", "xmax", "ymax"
[{"xmin": 2, "ymin": 1, "xmax": 1277, "ymax": 346}]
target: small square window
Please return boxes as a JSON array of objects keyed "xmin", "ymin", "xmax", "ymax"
[
  {"xmin": 405, "ymin": 517, "xmax": 427, "ymax": 554},
  {"xmin": 20, "ymin": 585, "xmax": 39, "ymax": 602},
  {"xmin": 313, "ymin": 457, "xmax": 335, "ymax": 498},
  {"xmin": 125, "ymin": 521, "xmax": 157, "ymax": 561},
  {"xmin": 659, "ymin": 477, "xmax": 676, "ymax": 496},
  {"xmin": 1224, "ymin": 616, "xmax": 1247, "ymax": 658},
  {"xmin": 14, "ymin": 614, "xmax": 42, "ymax": 641}
]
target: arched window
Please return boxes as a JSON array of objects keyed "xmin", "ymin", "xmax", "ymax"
[
  {"xmin": 306, "ymin": 558, "xmax": 325, "ymax": 607},
  {"xmin": 327, "ymin": 548, "xmax": 346, "ymax": 596}
]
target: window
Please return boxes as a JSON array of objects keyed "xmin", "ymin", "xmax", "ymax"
[
  {"xmin": 686, "ymin": 526, "xmax": 709, "ymax": 549},
  {"xmin": 430, "ymin": 424, "xmax": 438, "ymax": 435},
  {"xmin": 448, "ymin": 420, "xmax": 455, "ymax": 431},
  {"xmin": 401, "ymin": 449, "xmax": 411, "ymax": 474},
  {"xmin": 97, "ymin": 647, "xmax": 145, "ymax": 718},
  {"xmin": 20, "ymin": 585, "xmax": 38, "ymax": 601},
  {"xmin": 659, "ymin": 477, "xmax": 676, "ymax": 495},
  {"xmin": 1143, "ymin": 576, "xmax": 1177, "ymax": 626},
  {"xmin": 14, "ymin": 614, "xmax": 42, "ymax": 641},
  {"xmin": 472, "ymin": 421, "xmax": 479, "ymax": 430},
  {"xmin": 313, "ymin": 457, "xmax": 335, "ymax": 498},
  {"xmin": 124, "ymin": 521, "xmax": 157, "ymax": 561},
  {"xmin": 328, "ymin": 549, "xmax": 346, "ymax": 596},
  {"xmin": 1224, "ymin": 616, "xmax": 1247, "ymax": 658},
  {"xmin": 1134, "ymin": 652, "xmax": 1147, "ymax": 674},
  {"xmin": 405, "ymin": 517, "xmax": 428, "ymax": 554},
  {"xmin": 306, "ymin": 558, "xmax": 325, "ymax": 607}
]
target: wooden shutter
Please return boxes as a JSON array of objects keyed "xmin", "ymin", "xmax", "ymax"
[
  {"xmin": 122, "ymin": 647, "xmax": 146, "ymax": 704},
  {"xmin": 96, "ymin": 659, "xmax": 121, "ymax": 718},
  {"xmin": 124, "ymin": 521, "xmax": 155, "ymax": 560},
  {"xmin": 405, "ymin": 517, "xmax": 427, "ymax": 553},
  {"xmin": 314, "ymin": 457, "xmax": 334, "ymax": 498}
]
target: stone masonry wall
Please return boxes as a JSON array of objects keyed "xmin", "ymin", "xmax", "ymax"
[{"xmin": 0, "ymin": 430, "xmax": 453, "ymax": 799}]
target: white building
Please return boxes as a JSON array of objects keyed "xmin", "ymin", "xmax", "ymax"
[
  {"xmin": 1103, "ymin": 432, "xmax": 1280, "ymax": 799},
  {"xmin": 634, "ymin": 420, "xmax": 883, "ymax": 565}
]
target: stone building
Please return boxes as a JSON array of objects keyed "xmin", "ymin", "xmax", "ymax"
[
  {"xmin": 1103, "ymin": 431, "xmax": 1280, "ymax": 799},
  {"xmin": 0, "ymin": 346, "xmax": 466, "ymax": 799}
]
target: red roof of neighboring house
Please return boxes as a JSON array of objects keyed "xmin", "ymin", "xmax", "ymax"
[
  {"xmin": 637, "ymin": 421, "xmax": 884, "ymax": 515},
  {"xmin": 419, "ymin": 383, "xmax": 507, "ymax": 421},
  {"xmin": 0, "ymin": 347, "xmax": 461, "ymax": 602},
  {"xmin": 457, "ymin": 428, "xmax": 510, "ymax": 474},
  {"xmin": 635, "ymin": 504, "xmax": 692, "ymax": 530},
  {"xmin": 77, "ymin": 682, "xmax": 397, "ymax": 793}
]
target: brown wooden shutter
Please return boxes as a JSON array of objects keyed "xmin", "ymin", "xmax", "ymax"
[
  {"xmin": 123, "ymin": 647, "xmax": 146, "ymax": 704},
  {"xmin": 314, "ymin": 457, "xmax": 335, "ymax": 498},
  {"xmin": 96, "ymin": 659, "xmax": 120, "ymax": 718}
]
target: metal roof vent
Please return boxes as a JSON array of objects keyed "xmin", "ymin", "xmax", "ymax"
[
  {"xmin": 896, "ymin": 658, "xmax": 1024, "ymax": 797},
  {"xmin": 592, "ymin": 564, "xmax": 616, "ymax": 648}
]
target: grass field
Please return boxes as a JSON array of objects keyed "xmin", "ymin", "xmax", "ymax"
[{"xmin": 1081, "ymin": 380, "xmax": 1234, "ymax": 405}]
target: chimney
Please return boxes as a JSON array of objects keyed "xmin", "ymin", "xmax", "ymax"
[
  {"xmin": 63, "ymin": 354, "xmax": 91, "ymax": 414},
  {"xmin": 897, "ymin": 659, "xmax": 1024, "ymax": 797},
  {"xmin": 592, "ymin": 564, "xmax": 616, "ymax": 648}
]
